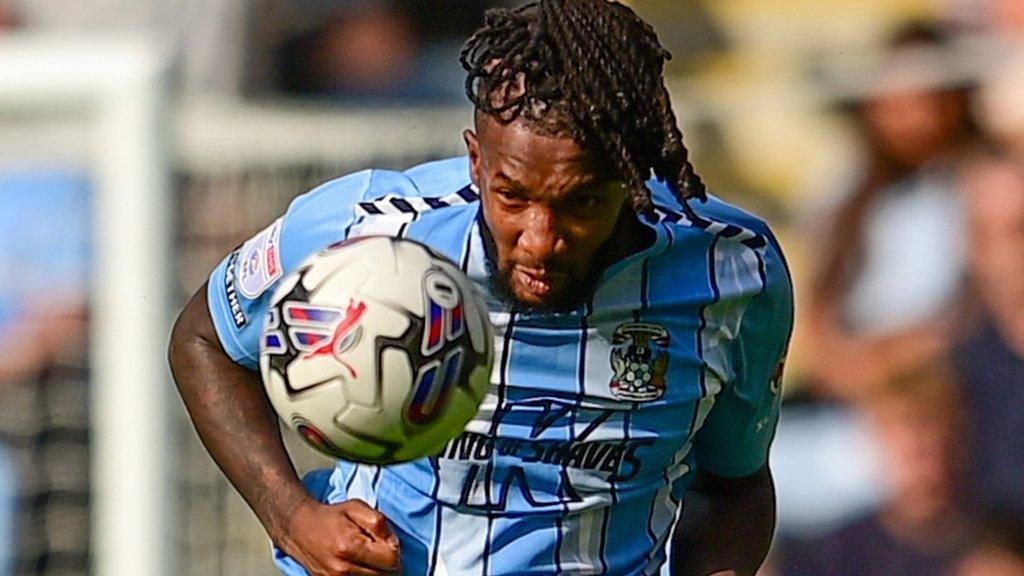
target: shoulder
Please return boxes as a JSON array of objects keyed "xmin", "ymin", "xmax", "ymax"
[
  {"xmin": 282, "ymin": 157, "xmax": 472, "ymax": 232},
  {"xmin": 691, "ymin": 195, "xmax": 779, "ymax": 251},
  {"xmin": 648, "ymin": 179, "xmax": 791, "ymax": 303},
  {"xmin": 403, "ymin": 156, "xmax": 472, "ymax": 193},
  {"xmin": 648, "ymin": 178, "xmax": 782, "ymax": 255},
  {"xmin": 693, "ymin": 194, "xmax": 792, "ymax": 303},
  {"xmin": 288, "ymin": 156, "xmax": 472, "ymax": 218},
  {"xmin": 275, "ymin": 157, "xmax": 474, "ymax": 267}
]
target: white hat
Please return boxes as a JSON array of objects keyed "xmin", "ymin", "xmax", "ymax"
[{"xmin": 816, "ymin": 34, "xmax": 987, "ymax": 103}]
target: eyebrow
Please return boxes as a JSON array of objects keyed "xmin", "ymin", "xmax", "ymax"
[
  {"xmin": 493, "ymin": 172, "xmax": 527, "ymax": 192},
  {"xmin": 493, "ymin": 171, "xmax": 607, "ymax": 199}
]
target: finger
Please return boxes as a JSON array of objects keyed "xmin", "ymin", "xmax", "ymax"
[
  {"xmin": 336, "ymin": 559, "xmax": 399, "ymax": 576},
  {"xmin": 313, "ymin": 558, "xmax": 397, "ymax": 576},
  {"xmin": 334, "ymin": 542, "xmax": 401, "ymax": 574},
  {"xmin": 344, "ymin": 500, "xmax": 398, "ymax": 543},
  {"xmin": 336, "ymin": 529, "xmax": 402, "ymax": 573},
  {"xmin": 294, "ymin": 541, "xmax": 399, "ymax": 576}
]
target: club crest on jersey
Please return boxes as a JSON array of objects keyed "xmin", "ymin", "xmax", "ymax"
[{"xmin": 609, "ymin": 322, "xmax": 670, "ymax": 402}]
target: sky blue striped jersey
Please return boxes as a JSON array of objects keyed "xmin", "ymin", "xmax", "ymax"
[{"xmin": 207, "ymin": 157, "xmax": 794, "ymax": 576}]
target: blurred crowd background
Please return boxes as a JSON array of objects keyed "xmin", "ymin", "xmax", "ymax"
[{"xmin": 2, "ymin": 0, "xmax": 1024, "ymax": 574}]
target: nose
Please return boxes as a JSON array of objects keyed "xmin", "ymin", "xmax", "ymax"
[{"xmin": 518, "ymin": 205, "xmax": 563, "ymax": 264}]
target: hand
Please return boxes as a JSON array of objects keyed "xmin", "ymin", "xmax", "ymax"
[{"xmin": 276, "ymin": 498, "xmax": 402, "ymax": 576}]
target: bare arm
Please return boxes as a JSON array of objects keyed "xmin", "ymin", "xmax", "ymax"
[
  {"xmin": 803, "ymin": 294, "xmax": 952, "ymax": 401},
  {"xmin": 671, "ymin": 466, "xmax": 776, "ymax": 576},
  {"xmin": 168, "ymin": 284, "xmax": 311, "ymax": 542},
  {"xmin": 168, "ymin": 284, "xmax": 400, "ymax": 575}
]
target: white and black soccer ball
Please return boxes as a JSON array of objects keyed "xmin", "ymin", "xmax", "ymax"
[{"xmin": 259, "ymin": 236, "xmax": 494, "ymax": 465}]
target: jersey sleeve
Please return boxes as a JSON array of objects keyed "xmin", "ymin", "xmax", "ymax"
[
  {"xmin": 692, "ymin": 235, "xmax": 794, "ymax": 478},
  {"xmin": 206, "ymin": 170, "xmax": 373, "ymax": 370}
]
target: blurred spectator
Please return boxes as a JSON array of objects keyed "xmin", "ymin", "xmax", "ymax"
[
  {"xmin": 953, "ymin": 511, "xmax": 1024, "ymax": 576},
  {"xmin": 769, "ymin": 403, "xmax": 883, "ymax": 537},
  {"xmin": 0, "ymin": 170, "xmax": 90, "ymax": 574},
  {"xmin": 774, "ymin": 365, "xmax": 972, "ymax": 576},
  {"xmin": 0, "ymin": 2, "xmax": 16, "ymax": 31},
  {"xmin": 278, "ymin": 3, "xmax": 416, "ymax": 100},
  {"xmin": 804, "ymin": 22, "xmax": 988, "ymax": 402},
  {"xmin": 0, "ymin": 171, "xmax": 89, "ymax": 380},
  {"xmin": 953, "ymin": 158, "xmax": 1024, "ymax": 517},
  {"xmin": 977, "ymin": 0, "xmax": 1024, "ymax": 163},
  {"xmin": 275, "ymin": 1, "xmax": 496, "ymax": 103}
]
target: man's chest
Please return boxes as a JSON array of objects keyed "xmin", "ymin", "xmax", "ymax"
[
  {"xmin": 429, "ymin": 304, "xmax": 720, "ymax": 515},
  {"xmin": 487, "ymin": 307, "xmax": 708, "ymax": 408}
]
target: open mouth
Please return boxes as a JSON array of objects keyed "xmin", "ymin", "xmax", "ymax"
[{"xmin": 513, "ymin": 266, "xmax": 555, "ymax": 298}]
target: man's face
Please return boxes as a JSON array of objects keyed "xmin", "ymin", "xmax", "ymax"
[
  {"xmin": 966, "ymin": 162, "xmax": 1024, "ymax": 313},
  {"xmin": 870, "ymin": 394, "xmax": 960, "ymax": 523},
  {"xmin": 862, "ymin": 88, "xmax": 967, "ymax": 169},
  {"xmin": 465, "ymin": 115, "xmax": 631, "ymax": 311}
]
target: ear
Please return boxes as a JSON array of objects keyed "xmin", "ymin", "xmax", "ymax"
[{"xmin": 464, "ymin": 128, "xmax": 482, "ymax": 190}]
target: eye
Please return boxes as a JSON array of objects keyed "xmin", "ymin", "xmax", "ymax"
[{"xmin": 493, "ymin": 188, "xmax": 527, "ymax": 205}]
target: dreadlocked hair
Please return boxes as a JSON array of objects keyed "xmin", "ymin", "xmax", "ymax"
[{"xmin": 460, "ymin": 0, "xmax": 706, "ymax": 216}]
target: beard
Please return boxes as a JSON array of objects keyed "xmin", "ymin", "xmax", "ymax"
[
  {"xmin": 487, "ymin": 258, "xmax": 602, "ymax": 314},
  {"xmin": 478, "ymin": 216, "xmax": 602, "ymax": 314}
]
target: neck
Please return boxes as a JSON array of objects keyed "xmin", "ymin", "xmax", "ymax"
[
  {"xmin": 594, "ymin": 208, "xmax": 656, "ymax": 270},
  {"xmin": 992, "ymin": 307, "xmax": 1024, "ymax": 357}
]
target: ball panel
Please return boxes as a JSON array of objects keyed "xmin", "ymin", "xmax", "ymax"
[
  {"xmin": 377, "ymin": 347, "xmax": 417, "ymax": 419},
  {"xmin": 355, "ymin": 237, "xmax": 402, "ymax": 276},
  {"xmin": 357, "ymin": 260, "xmax": 431, "ymax": 317},
  {"xmin": 298, "ymin": 249, "xmax": 364, "ymax": 293},
  {"xmin": 273, "ymin": 379, "xmax": 346, "ymax": 425},
  {"xmin": 260, "ymin": 362, "xmax": 290, "ymax": 410},
  {"xmin": 330, "ymin": 348, "xmax": 414, "ymax": 447},
  {"xmin": 322, "ymin": 424, "xmax": 393, "ymax": 463},
  {"xmin": 294, "ymin": 420, "xmax": 349, "ymax": 460},
  {"xmin": 283, "ymin": 360, "xmax": 343, "ymax": 393},
  {"xmin": 270, "ymin": 272, "xmax": 302, "ymax": 307},
  {"xmin": 333, "ymin": 402, "xmax": 407, "ymax": 446},
  {"xmin": 463, "ymin": 363, "xmax": 493, "ymax": 404},
  {"xmin": 404, "ymin": 351, "xmax": 459, "ymax": 427},
  {"xmin": 392, "ymin": 385, "xmax": 482, "ymax": 462},
  {"xmin": 392, "ymin": 430, "xmax": 449, "ymax": 463},
  {"xmin": 305, "ymin": 259, "xmax": 373, "ymax": 307}
]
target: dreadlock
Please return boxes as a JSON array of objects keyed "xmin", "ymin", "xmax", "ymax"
[{"xmin": 460, "ymin": 0, "xmax": 706, "ymax": 216}]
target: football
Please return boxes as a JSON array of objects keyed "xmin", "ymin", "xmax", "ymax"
[{"xmin": 259, "ymin": 236, "xmax": 494, "ymax": 464}]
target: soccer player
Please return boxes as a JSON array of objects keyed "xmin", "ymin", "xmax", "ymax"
[{"xmin": 168, "ymin": 1, "xmax": 793, "ymax": 575}]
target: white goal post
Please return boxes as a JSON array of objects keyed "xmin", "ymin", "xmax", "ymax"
[{"xmin": 0, "ymin": 33, "xmax": 173, "ymax": 576}]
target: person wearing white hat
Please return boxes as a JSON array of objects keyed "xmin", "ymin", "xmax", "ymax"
[{"xmin": 804, "ymin": 22, "xmax": 990, "ymax": 402}]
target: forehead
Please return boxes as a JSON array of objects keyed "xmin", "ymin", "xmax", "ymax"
[{"xmin": 476, "ymin": 115, "xmax": 606, "ymax": 183}]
